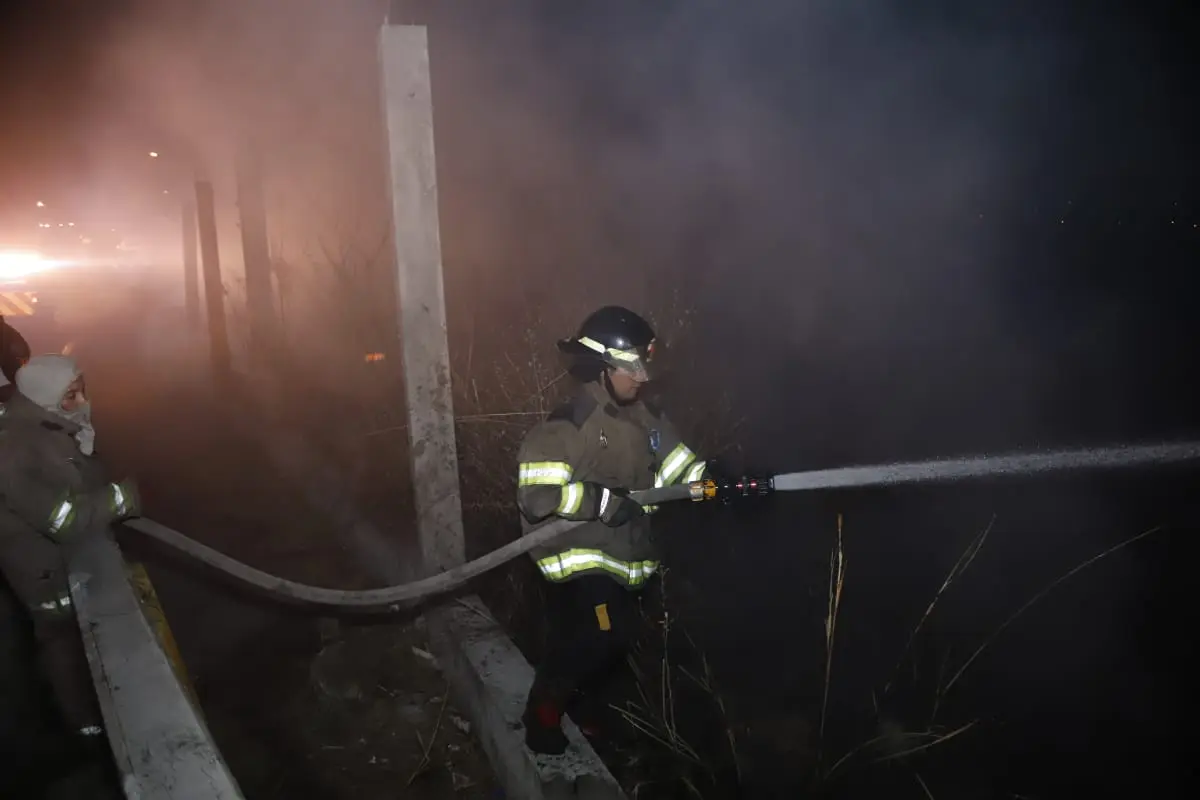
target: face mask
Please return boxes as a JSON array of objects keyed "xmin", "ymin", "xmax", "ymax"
[{"xmin": 61, "ymin": 402, "xmax": 95, "ymax": 455}]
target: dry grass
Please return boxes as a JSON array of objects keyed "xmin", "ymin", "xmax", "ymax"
[
  {"xmin": 611, "ymin": 570, "xmax": 743, "ymax": 799},
  {"xmin": 817, "ymin": 512, "xmax": 847, "ymax": 769},
  {"xmin": 811, "ymin": 514, "xmax": 1167, "ymax": 796},
  {"xmin": 407, "ymin": 687, "xmax": 450, "ymax": 786},
  {"xmin": 807, "ymin": 512, "xmax": 984, "ymax": 793},
  {"xmin": 880, "ymin": 515, "xmax": 995, "ymax": 701},
  {"xmin": 934, "ymin": 523, "xmax": 1162, "ymax": 705}
]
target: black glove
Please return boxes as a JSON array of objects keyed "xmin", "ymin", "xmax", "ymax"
[{"xmin": 589, "ymin": 484, "xmax": 645, "ymax": 527}]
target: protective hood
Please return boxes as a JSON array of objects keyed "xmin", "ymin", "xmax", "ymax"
[{"xmin": 14, "ymin": 354, "xmax": 96, "ymax": 454}]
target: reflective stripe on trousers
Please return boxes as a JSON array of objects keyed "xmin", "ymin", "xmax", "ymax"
[
  {"xmin": 535, "ymin": 548, "xmax": 658, "ymax": 586},
  {"xmin": 39, "ymin": 593, "xmax": 73, "ymax": 612},
  {"xmin": 36, "ymin": 581, "xmax": 81, "ymax": 613}
]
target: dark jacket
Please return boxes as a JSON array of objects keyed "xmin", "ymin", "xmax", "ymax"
[
  {"xmin": 0, "ymin": 392, "xmax": 119, "ymax": 551},
  {"xmin": 516, "ymin": 380, "xmax": 707, "ymax": 589}
]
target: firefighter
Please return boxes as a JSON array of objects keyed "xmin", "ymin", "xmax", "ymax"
[
  {"xmin": 0, "ymin": 354, "xmax": 141, "ymax": 745},
  {"xmin": 0, "ymin": 315, "xmax": 32, "ymax": 402},
  {"xmin": 516, "ymin": 306, "xmax": 709, "ymax": 755}
]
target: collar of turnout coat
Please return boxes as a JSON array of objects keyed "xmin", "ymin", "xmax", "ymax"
[{"xmin": 0, "ymin": 391, "xmax": 83, "ymax": 436}]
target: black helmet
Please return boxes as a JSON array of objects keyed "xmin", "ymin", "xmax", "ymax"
[{"xmin": 558, "ymin": 305, "xmax": 657, "ymax": 381}]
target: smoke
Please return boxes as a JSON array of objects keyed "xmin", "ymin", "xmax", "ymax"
[{"xmin": 65, "ymin": 0, "xmax": 1104, "ymax": 463}]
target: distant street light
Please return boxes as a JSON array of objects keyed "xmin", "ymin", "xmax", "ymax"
[
  {"xmin": 36, "ymin": 201, "xmax": 45, "ymax": 208},
  {"xmin": 149, "ymin": 151, "xmax": 160, "ymax": 158}
]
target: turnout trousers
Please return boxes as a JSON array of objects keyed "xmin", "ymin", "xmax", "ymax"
[
  {"xmin": 522, "ymin": 573, "xmax": 659, "ymax": 754},
  {"xmin": 0, "ymin": 531, "xmax": 103, "ymax": 737}
]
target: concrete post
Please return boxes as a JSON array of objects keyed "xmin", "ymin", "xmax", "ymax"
[
  {"xmin": 378, "ymin": 23, "xmax": 625, "ymax": 798},
  {"xmin": 235, "ymin": 146, "xmax": 277, "ymax": 360},
  {"xmin": 194, "ymin": 180, "xmax": 233, "ymax": 386},
  {"xmin": 181, "ymin": 196, "xmax": 200, "ymax": 328},
  {"xmin": 379, "ymin": 24, "xmax": 464, "ymax": 572}
]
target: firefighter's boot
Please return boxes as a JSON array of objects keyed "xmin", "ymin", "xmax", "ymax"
[
  {"xmin": 522, "ymin": 674, "xmax": 570, "ymax": 756},
  {"xmin": 566, "ymin": 689, "xmax": 605, "ymax": 739}
]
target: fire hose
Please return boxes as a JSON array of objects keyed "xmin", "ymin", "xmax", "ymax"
[{"xmin": 122, "ymin": 440, "xmax": 1200, "ymax": 614}]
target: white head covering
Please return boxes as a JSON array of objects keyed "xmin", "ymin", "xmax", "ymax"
[{"xmin": 15, "ymin": 354, "xmax": 96, "ymax": 454}]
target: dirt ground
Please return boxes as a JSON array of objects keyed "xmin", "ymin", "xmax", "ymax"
[{"xmin": 200, "ymin": 618, "xmax": 499, "ymax": 800}]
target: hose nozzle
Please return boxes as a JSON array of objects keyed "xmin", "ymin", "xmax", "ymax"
[{"xmin": 694, "ymin": 475, "xmax": 775, "ymax": 503}]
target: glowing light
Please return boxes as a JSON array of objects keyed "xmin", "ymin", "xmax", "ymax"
[
  {"xmin": 149, "ymin": 151, "xmax": 159, "ymax": 158},
  {"xmin": 36, "ymin": 201, "xmax": 45, "ymax": 208},
  {"xmin": 0, "ymin": 250, "xmax": 51, "ymax": 279},
  {"xmin": 364, "ymin": 352, "xmax": 386, "ymax": 363}
]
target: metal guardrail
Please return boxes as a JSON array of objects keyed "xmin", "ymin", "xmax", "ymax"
[{"xmin": 69, "ymin": 533, "xmax": 244, "ymax": 800}]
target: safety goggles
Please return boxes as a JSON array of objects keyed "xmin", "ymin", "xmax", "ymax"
[{"xmin": 578, "ymin": 336, "xmax": 656, "ymax": 382}]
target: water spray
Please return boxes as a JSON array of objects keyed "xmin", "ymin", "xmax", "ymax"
[
  {"xmin": 124, "ymin": 440, "xmax": 1200, "ymax": 614},
  {"xmin": 767, "ymin": 440, "xmax": 1200, "ymax": 493}
]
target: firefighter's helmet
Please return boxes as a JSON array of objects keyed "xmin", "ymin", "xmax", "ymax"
[{"xmin": 557, "ymin": 306, "xmax": 657, "ymax": 381}]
